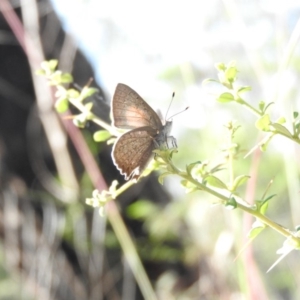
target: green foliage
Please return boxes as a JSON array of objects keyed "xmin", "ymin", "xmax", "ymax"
[
  {"xmin": 93, "ymin": 130, "xmax": 112, "ymax": 142},
  {"xmin": 54, "ymin": 97, "xmax": 69, "ymax": 113},
  {"xmin": 256, "ymin": 114, "xmax": 271, "ymax": 131},
  {"xmin": 255, "ymin": 194, "xmax": 276, "ymax": 215},
  {"xmin": 217, "ymin": 92, "xmax": 235, "ymax": 103},
  {"xmin": 205, "ymin": 175, "xmax": 227, "ymax": 189},
  {"xmin": 127, "ymin": 200, "xmax": 159, "ymax": 219},
  {"xmin": 248, "ymin": 220, "xmax": 266, "ymax": 239},
  {"xmin": 37, "ymin": 60, "xmax": 73, "ymax": 85},
  {"xmin": 38, "ymin": 59, "xmax": 300, "ymax": 275},
  {"xmin": 225, "ymin": 197, "xmax": 237, "ymax": 210},
  {"xmin": 37, "ymin": 60, "xmax": 111, "ymax": 134}
]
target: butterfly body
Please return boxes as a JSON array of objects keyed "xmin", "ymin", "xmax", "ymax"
[{"xmin": 112, "ymin": 83, "xmax": 176, "ymax": 180}]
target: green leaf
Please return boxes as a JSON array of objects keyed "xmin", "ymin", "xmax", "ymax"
[
  {"xmin": 217, "ymin": 92, "xmax": 235, "ymax": 103},
  {"xmin": 255, "ymin": 114, "xmax": 270, "ymax": 131},
  {"xmin": 67, "ymin": 89, "xmax": 80, "ymax": 99},
  {"xmin": 154, "ymin": 148, "xmax": 177, "ymax": 161},
  {"xmin": 180, "ymin": 180, "xmax": 199, "ymax": 193},
  {"xmin": 255, "ymin": 199, "xmax": 269, "ymax": 214},
  {"xmin": 41, "ymin": 59, "xmax": 58, "ymax": 73},
  {"xmin": 260, "ymin": 201, "xmax": 269, "ymax": 215},
  {"xmin": 60, "ymin": 73, "xmax": 73, "ymax": 84},
  {"xmin": 126, "ymin": 200, "xmax": 158, "ymax": 219},
  {"xmin": 225, "ymin": 197, "xmax": 237, "ymax": 209},
  {"xmin": 158, "ymin": 172, "xmax": 172, "ymax": 185},
  {"xmin": 54, "ymin": 97, "xmax": 69, "ymax": 113},
  {"xmin": 231, "ymin": 175, "xmax": 250, "ymax": 191},
  {"xmin": 276, "ymin": 117, "xmax": 286, "ymax": 124},
  {"xmin": 81, "ymin": 87, "xmax": 99, "ymax": 99},
  {"xmin": 93, "ymin": 130, "xmax": 112, "ymax": 142},
  {"xmin": 215, "ymin": 62, "xmax": 226, "ymax": 71},
  {"xmin": 256, "ymin": 194, "xmax": 276, "ymax": 214},
  {"xmin": 262, "ymin": 194, "xmax": 276, "ymax": 203},
  {"xmin": 237, "ymin": 86, "xmax": 251, "ymax": 93},
  {"xmin": 258, "ymin": 101, "xmax": 265, "ymax": 112},
  {"xmin": 202, "ymin": 78, "xmax": 219, "ymax": 85},
  {"xmin": 186, "ymin": 161, "xmax": 202, "ymax": 176},
  {"xmin": 205, "ymin": 175, "xmax": 227, "ymax": 189},
  {"xmin": 293, "ymin": 111, "xmax": 299, "ymax": 119},
  {"xmin": 48, "ymin": 59, "xmax": 58, "ymax": 71},
  {"xmin": 248, "ymin": 221, "xmax": 265, "ymax": 239},
  {"xmin": 225, "ymin": 66, "xmax": 237, "ymax": 83},
  {"xmin": 270, "ymin": 123, "xmax": 293, "ymax": 138},
  {"xmin": 50, "ymin": 70, "xmax": 63, "ymax": 84}
]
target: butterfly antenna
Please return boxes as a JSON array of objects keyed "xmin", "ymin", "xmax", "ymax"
[
  {"xmin": 168, "ymin": 106, "xmax": 189, "ymax": 120},
  {"xmin": 165, "ymin": 92, "xmax": 175, "ymax": 121}
]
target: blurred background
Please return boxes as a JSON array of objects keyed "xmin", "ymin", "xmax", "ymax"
[{"xmin": 1, "ymin": 0, "xmax": 300, "ymax": 299}]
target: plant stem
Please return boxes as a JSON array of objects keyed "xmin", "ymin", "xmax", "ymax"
[
  {"xmin": 237, "ymin": 98, "xmax": 262, "ymax": 116},
  {"xmin": 170, "ymin": 159, "xmax": 300, "ymax": 247}
]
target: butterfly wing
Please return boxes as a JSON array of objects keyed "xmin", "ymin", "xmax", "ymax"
[
  {"xmin": 112, "ymin": 127, "xmax": 157, "ymax": 180},
  {"xmin": 112, "ymin": 83, "xmax": 162, "ymax": 129}
]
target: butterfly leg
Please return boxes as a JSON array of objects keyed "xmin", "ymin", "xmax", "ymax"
[{"xmin": 166, "ymin": 136, "xmax": 177, "ymax": 148}]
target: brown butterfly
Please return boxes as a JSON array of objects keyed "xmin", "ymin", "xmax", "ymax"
[{"xmin": 111, "ymin": 83, "xmax": 176, "ymax": 180}]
